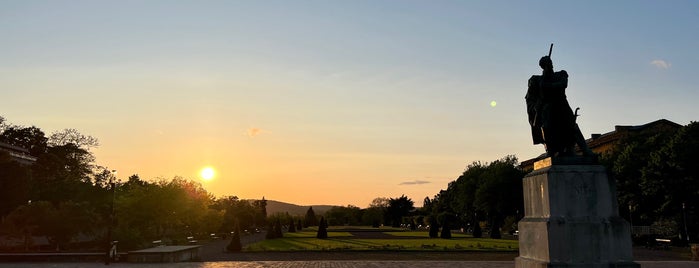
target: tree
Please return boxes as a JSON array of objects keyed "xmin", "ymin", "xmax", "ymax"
[
  {"xmin": 316, "ymin": 217, "xmax": 328, "ymax": 239},
  {"xmin": 370, "ymin": 197, "xmax": 390, "ymax": 225},
  {"xmin": 226, "ymin": 223, "xmax": 242, "ymax": 252},
  {"xmin": 472, "ymin": 220, "xmax": 482, "ymax": 238},
  {"xmin": 304, "ymin": 206, "xmax": 317, "ymax": 227},
  {"xmin": 43, "ymin": 201, "xmax": 96, "ymax": 250},
  {"xmin": 0, "ymin": 125, "xmax": 48, "ymax": 156},
  {"xmin": 1, "ymin": 201, "xmax": 52, "ymax": 251},
  {"xmin": 638, "ymin": 122, "xmax": 699, "ymax": 241},
  {"xmin": 0, "ymin": 152, "xmax": 31, "ymax": 217},
  {"xmin": 252, "ymin": 197, "xmax": 267, "ymax": 228},
  {"xmin": 472, "ymin": 156, "xmax": 523, "ymax": 239},
  {"xmin": 362, "ymin": 207, "xmax": 383, "ymax": 228},
  {"xmin": 215, "ymin": 196, "xmax": 260, "ymax": 233},
  {"xmin": 32, "ymin": 143, "xmax": 98, "ymax": 204},
  {"xmin": 1, "ymin": 201, "xmax": 95, "ymax": 251},
  {"xmin": 386, "ymin": 195, "xmax": 414, "ymax": 227},
  {"xmin": 325, "ymin": 205, "xmax": 362, "ymax": 226},
  {"xmin": 431, "ymin": 156, "xmax": 524, "ymax": 239},
  {"xmin": 274, "ymin": 219, "xmax": 283, "ymax": 238},
  {"xmin": 288, "ymin": 217, "xmax": 296, "ymax": 233},
  {"xmin": 114, "ymin": 177, "xmax": 216, "ymax": 249},
  {"xmin": 297, "ymin": 219, "xmax": 303, "ymax": 231},
  {"xmin": 265, "ymin": 221, "xmax": 276, "ymax": 239},
  {"xmin": 428, "ymin": 216, "xmax": 439, "ymax": 238},
  {"xmin": 0, "ymin": 116, "xmax": 7, "ymax": 133},
  {"xmin": 602, "ymin": 132, "xmax": 670, "ymax": 226},
  {"xmin": 48, "ymin": 128, "xmax": 99, "ymax": 149},
  {"xmin": 601, "ymin": 122, "xmax": 699, "ymax": 242},
  {"xmin": 439, "ymin": 213, "xmax": 453, "ymax": 239}
]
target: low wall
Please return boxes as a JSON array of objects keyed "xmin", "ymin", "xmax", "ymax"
[{"xmin": 127, "ymin": 245, "xmax": 201, "ymax": 263}]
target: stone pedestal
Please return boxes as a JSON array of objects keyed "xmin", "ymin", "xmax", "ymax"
[{"xmin": 515, "ymin": 158, "xmax": 639, "ymax": 268}]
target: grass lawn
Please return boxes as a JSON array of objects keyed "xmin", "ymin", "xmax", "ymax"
[
  {"xmin": 383, "ymin": 231, "xmax": 470, "ymax": 238},
  {"xmin": 245, "ymin": 230, "xmax": 518, "ymax": 252}
]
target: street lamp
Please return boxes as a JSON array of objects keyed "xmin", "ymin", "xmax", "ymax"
[
  {"xmin": 105, "ymin": 170, "xmax": 117, "ymax": 265},
  {"xmin": 682, "ymin": 202, "xmax": 689, "ymax": 243},
  {"xmin": 628, "ymin": 204, "xmax": 633, "ymax": 227}
]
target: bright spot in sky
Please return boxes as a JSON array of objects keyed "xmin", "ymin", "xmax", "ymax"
[
  {"xmin": 200, "ymin": 167, "xmax": 215, "ymax": 181},
  {"xmin": 490, "ymin": 101, "xmax": 497, "ymax": 107}
]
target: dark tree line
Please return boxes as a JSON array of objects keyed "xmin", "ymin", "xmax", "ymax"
[
  {"xmin": 423, "ymin": 155, "xmax": 525, "ymax": 238},
  {"xmin": 601, "ymin": 121, "xmax": 699, "ymax": 243},
  {"xmin": 0, "ymin": 116, "xmax": 267, "ymax": 251},
  {"xmin": 3, "ymin": 115, "xmax": 696, "ymax": 248}
]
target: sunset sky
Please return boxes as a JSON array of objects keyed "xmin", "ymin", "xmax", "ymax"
[{"xmin": 2, "ymin": 1, "xmax": 697, "ymax": 207}]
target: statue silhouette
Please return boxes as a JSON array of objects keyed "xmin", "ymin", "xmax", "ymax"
[{"xmin": 526, "ymin": 47, "xmax": 593, "ymax": 157}]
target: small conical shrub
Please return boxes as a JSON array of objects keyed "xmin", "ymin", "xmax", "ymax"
[
  {"xmin": 490, "ymin": 226, "xmax": 501, "ymax": 239},
  {"xmin": 440, "ymin": 222, "xmax": 452, "ymax": 239},
  {"xmin": 288, "ymin": 218, "xmax": 296, "ymax": 233},
  {"xmin": 274, "ymin": 219, "xmax": 283, "ymax": 238},
  {"xmin": 265, "ymin": 222, "xmax": 276, "ymax": 239},
  {"xmin": 316, "ymin": 217, "xmax": 328, "ymax": 239},
  {"xmin": 472, "ymin": 221, "xmax": 482, "ymax": 238},
  {"xmin": 428, "ymin": 217, "xmax": 439, "ymax": 238},
  {"xmin": 226, "ymin": 223, "xmax": 242, "ymax": 252}
]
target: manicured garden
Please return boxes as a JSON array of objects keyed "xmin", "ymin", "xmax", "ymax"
[{"xmin": 244, "ymin": 227, "xmax": 518, "ymax": 252}]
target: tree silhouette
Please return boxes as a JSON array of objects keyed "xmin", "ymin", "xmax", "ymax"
[
  {"xmin": 288, "ymin": 217, "xmax": 296, "ymax": 233},
  {"xmin": 386, "ymin": 195, "xmax": 414, "ymax": 227},
  {"xmin": 472, "ymin": 220, "xmax": 482, "ymax": 238},
  {"xmin": 265, "ymin": 221, "xmax": 276, "ymax": 239},
  {"xmin": 428, "ymin": 216, "xmax": 439, "ymax": 238},
  {"xmin": 274, "ymin": 219, "xmax": 283, "ymax": 238},
  {"xmin": 316, "ymin": 217, "xmax": 328, "ymax": 239},
  {"xmin": 226, "ymin": 223, "xmax": 242, "ymax": 252},
  {"xmin": 304, "ymin": 206, "xmax": 317, "ymax": 227},
  {"xmin": 440, "ymin": 215, "xmax": 452, "ymax": 239}
]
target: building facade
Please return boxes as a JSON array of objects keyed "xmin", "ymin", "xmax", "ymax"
[
  {"xmin": 0, "ymin": 141, "xmax": 37, "ymax": 165},
  {"xmin": 520, "ymin": 119, "xmax": 682, "ymax": 172}
]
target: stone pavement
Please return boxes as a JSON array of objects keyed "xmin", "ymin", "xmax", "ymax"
[{"xmin": 0, "ymin": 261, "xmax": 697, "ymax": 267}]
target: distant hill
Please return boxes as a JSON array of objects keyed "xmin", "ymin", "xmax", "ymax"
[{"xmin": 262, "ymin": 200, "xmax": 336, "ymax": 216}]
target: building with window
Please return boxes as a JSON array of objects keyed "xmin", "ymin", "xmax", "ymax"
[
  {"xmin": 0, "ymin": 141, "xmax": 37, "ymax": 165},
  {"xmin": 520, "ymin": 119, "xmax": 682, "ymax": 172}
]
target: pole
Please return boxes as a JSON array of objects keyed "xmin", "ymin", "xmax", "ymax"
[
  {"xmin": 548, "ymin": 43, "xmax": 553, "ymax": 57},
  {"xmin": 683, "ymin": 203, "xmax": 690, "ymax": 243},
  {"xmin": 105, "ymin": 171, "xmax": 117, "ymax": 265},
  {"xmin": 629, "ymin": 204, "xmax": 633, "ymax": 229}
]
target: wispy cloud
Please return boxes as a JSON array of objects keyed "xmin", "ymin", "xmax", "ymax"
[
  {"xmin": 247, "ymin": 127, "xmax": 264, "ymax": 137},
  {"xmin": 650, "ymin": 59, "xmax": 671, "ymax": 69},
  {"xmin": 399, "ymin": 180, "xmax": 430, "ymax": 185}
]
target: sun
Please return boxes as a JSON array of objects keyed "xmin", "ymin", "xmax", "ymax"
[{"xmin": 200, "ymin": 167, "xmax": 215, "ymax": 181}]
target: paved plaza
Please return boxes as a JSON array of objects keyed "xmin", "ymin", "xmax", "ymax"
[{"xmin": 0, "ymin": 261, "xmax": 697, "ymax": 268}]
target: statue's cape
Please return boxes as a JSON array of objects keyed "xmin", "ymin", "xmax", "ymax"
[{"xmin": 526, "ymin": 75, "xmax": 544, "ymax": 144}]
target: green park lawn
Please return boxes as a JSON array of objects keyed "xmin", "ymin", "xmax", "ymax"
[{"xmin": 245, "ymin": 229, "xmax": 518, "ymax": 252}]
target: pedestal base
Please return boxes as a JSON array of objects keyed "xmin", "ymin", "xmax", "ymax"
[
  {"xmin": 515, "ymin": 256, "xmax": 640, "ymax": 268},
  {"xmin": 515, "ymin": 161, "xmax": 639, "ymax": 268}
]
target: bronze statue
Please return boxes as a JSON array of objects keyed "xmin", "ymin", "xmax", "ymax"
[{"xmin": 526, "ymin": 44, "xmax": 593, "ymax": 157}]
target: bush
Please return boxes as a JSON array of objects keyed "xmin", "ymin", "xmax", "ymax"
[
  {"xmin": 226, "ymin": 223, "xmax": 242, "ymax": 252},
  {"xmin": 473, "ymin": 222, "xmax": 482, "ymax": 238},
  {"xmin": 440, "ymin": 226, "xmax": 452, "ymax": 239},
  {"xmin": 316, "ymin": 217, "xmax": 328, "ymax": 239},
  {"xmin": 288, "ymin": 218, "xmax": 296, "ymax": 233},
  {"xmin": 428, "ymin": 217, "xmax": 439, "ymax": 238}
]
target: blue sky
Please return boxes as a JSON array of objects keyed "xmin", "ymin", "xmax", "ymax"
[{"xmin": 1, "ymin": 1, "xmax": 697, "ymax": 207}]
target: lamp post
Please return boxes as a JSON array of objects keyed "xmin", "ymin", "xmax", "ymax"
[
  {"xmin": 682, "ymin": 202, "xmax": 689, "ymax": 243},
  {"xmin": 105, "ymin": 170, "xmax": 117, "ymax": 265},
  {"xmin": 628, "ymin": 204, "xmax": 633, "ymax": 228}
]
